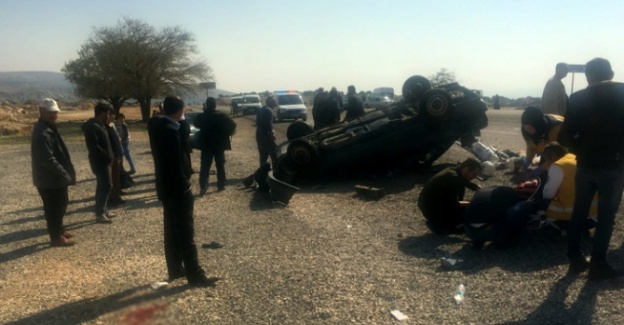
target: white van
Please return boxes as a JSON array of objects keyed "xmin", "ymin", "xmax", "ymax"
[{"xmin": 272, "ymin": 90, "xmax": 307, "ymax": 122}]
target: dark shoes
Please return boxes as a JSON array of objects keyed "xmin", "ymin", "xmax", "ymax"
[
  {"xmin": 50, "ymin": 236, "xmax": 75, "ymax": 247},
  {"xmin": 107, "ymin": 196, "xmax": 126, "ymax": 206},
  {"xmin": 217, "ymin": 186, "xmax": 225, "ymax": 192},
  {"xmin": 199, "ymin": 188, "xmax": 208, "ymax": 196},
  {"xmin": 96, "ymin": 215, "xmax": 114, "ymax": 224},
  {"xmin": 588, "ymin": 259, "xmax": 623, "ymax": 281},
  {"xmin": 567, "ymin": 256, "xmax": 622, "ymax": 280},
  {"xmin": 567, "ymin": 256, "xmax": 590, "ymax": 275},
  {"xmin": 188, "ymin": 274, "xmax": 221, "ymax": 288}
]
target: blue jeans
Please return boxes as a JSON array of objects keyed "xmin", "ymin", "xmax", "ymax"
[
  {"xmin": 93, "ymin": 164, "xmax": 112, "ymax": 217},
  {"xmin": 567, "ymin": 167, "xmax": 624, "ymax": 260},
  {"xmin": 122, "ymin": 141, "xmax": 136, "ymax": 172},
  {"xmin": 199, "ymin": 149, "xmax": 226, "ymax": 190}
]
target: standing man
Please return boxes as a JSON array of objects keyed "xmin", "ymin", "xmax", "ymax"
[
  {"xmin": 195, "ymin": 97, "xmax": 237, "ymax": 195},
  {"xmin": 493, "ymin": 94, "xmax": 501, "ymax": 110},
  {"xmin": 418, "ymin": 158, "xmax": 482, "ymax": 235},
  {"xmin": 81, "ymin": 103, "xmax": 116, "ymax": 224},
  {"xmin": 148, "ymin": 96, "xmax": 218, "ymax": 287},
  {"xmin": 256, "ymin": 96, "xmax": 278, "ymax": 169},
  {"xmin": 541, "ymin": 62, "xmax": 569, "ymax": 115},
  {"xmin": 344, "ymin": 85, "xmax": 365, "ymax": 120},
  {"xmin": 115, "ymin": 113, "xmax": 136, "ymax": 175},
  {"xmin": 558, "ymin": 58, "xmax": 624, "ymax": 280},
  {"xmin": 31, "ymin": 98, "xmax": 76, "ymax": 246},
  {"xmin": 106, "ymin": 114, "xmax": 126, "ymax": 205}
]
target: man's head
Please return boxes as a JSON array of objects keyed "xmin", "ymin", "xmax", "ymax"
[
  {"xmin": 585, "ymin": 58, "xmax": 614, "ymax": 85},
  {"xmin": 162, "ymin": 96, "xmax": 185, "ymax": 121},
  {"xmin": 94, "ymin": 103, "xmax": 114, "ymax": 122},
  {"xmin": 317, "ymin": 87, "xmax": 324, "ymax": 94},
  {"xmin": 521, "ymin": 106, "xmax": 545, "ymax": 136},
  {"xmin": 347, "ymin": 85, "xmax": 356, "ymax": 95},
  {"xmin": 266, "ymin": 96, "xmax": 277, "ymax": 109},
  {"xmin": 116, "ymin": 113, "xmax": 125, "ymax": 123},
  {"xmin": 555, "ymin": 62, "xmax": 569, "ymax": 79},
  {"xmin": 459, "ymin": 158, "xmax": 482, "ymax": 181},
  {"xmin": 39, "ymin": 98, "xmax": 60, "ymax": 124},
  {"xmin": 539, "ymin": 142, "xmax": 568, "ymax": 169},
  {"xmin": 205, "ymin": 97, "xmax": 217, "ymax": 112}
]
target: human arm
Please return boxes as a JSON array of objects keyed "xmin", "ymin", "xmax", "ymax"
[{"xmin": 542, "ymin": 165, "xmax": 563, "ymax": 200}]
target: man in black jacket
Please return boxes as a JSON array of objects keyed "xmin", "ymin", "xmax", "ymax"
[
  {"xmin": 558, "ymin": 58, "xmax": 624, "ymax": 280},
  {"xmin": 148, "ymin": 96, "xmax": 219, "ymax": 287},
  {"xmin": 344, "ymin": 85, "xmax": 365, "ymax": 121},
  {"xmin": 31, "ymin": 99, "xmax": 77, "ymax": 246},
  {"xmin": 418, "ymin": 158, "xmax": 482, "ymax": 234},
  {"xmin": 82, "ymin": 103, "xmax": 116, "ymax": 224},
  {"xmin": 195, "ymin": 97, "xmax": 236, "ymax": 196}
]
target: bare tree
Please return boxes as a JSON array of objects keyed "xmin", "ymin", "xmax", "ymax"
[
  {"xmin": 63, "ymin": 18, "xmax": 213, "ymax": 120},
  {"xmin": 428, "ymin": 69, "xmax": 457, "ymax": 88}
]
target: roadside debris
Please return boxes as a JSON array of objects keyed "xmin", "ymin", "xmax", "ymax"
[
  {"xmin": 454, "ymin": 284, "xmax": 465, "ymax": 304},
  {"xmin": 201, "ymin": 241, "xmax": 224, "ymax": 249},
  {"xmin": 440, "ymin": 257, "xmax": 462, "ymax": 268},
  {"xmin": 355, "ymin": 185, "xmax": 385, "ymax": 200},
  {"xmin": 390, "ymin": 309, "xmax": 409, "ymax": 321},
  {"xmin": 150, "ymin": 281, "xmax": 169, "ymax": 290}
]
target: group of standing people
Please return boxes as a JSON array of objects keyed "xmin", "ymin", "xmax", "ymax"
[
  {"xmin": 312, "ymin": 85, "xmax": 365, "ymax": 131},
  {"xmin": 419, "ymin": 58, "xmax": 624, "ymax": 280}
]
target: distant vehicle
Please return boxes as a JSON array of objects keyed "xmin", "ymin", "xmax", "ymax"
[
  {"xmin": 274, "ymin": 76, "xmax": 488, "ymax": 182},
  {"xmin": 185, "ymin": 111, "xmax": 203, "ymax": 149},
  {"xmin": 365, "ymin": 87, "xmax": 395, "ymax": 109},
  {"xmin": 239, "ymin": 94, "xmax": 262, "ymax": 116},
  {"xmin": 272, "ymin": 90, "xmax": 307, "ymax": 122},
  {"xmin": 230, "ymin": 96, "xmax": 243, "ymax": 117}
]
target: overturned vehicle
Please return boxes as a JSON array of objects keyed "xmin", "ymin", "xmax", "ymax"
[{"xmin": 273, "ymin": 75, "xmax": 489, "ymax": 182}]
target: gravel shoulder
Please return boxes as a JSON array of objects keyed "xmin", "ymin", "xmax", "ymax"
[{"xmin": 1, "ymin": 110, "xmax": 624, "ymax": 324}]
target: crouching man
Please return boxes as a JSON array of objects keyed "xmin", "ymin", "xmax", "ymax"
[{"xmin": 418, "ymin": 158, "xmax": 481, "ymax": 235}]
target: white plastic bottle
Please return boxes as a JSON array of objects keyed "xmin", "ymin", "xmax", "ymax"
[
  {"xmin": 454, "ymin": 284, "xmax": 465, "ymax": 304},
  {"xmin": 471, "ymin": 141, "xmax": 499, "ymax": 162}
]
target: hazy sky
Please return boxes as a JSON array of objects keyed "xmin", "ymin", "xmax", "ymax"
[{"xmin": 1, "ymin": 0, "xmax": 623, "ymax": 98}]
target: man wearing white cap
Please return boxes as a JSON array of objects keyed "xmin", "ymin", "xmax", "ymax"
[{"xmin": 31, "ymin": 98, "xmax": 76, "ymax": 247}]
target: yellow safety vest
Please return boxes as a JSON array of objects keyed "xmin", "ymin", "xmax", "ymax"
[{"xmin": 546, "ymin": 153, "xmax": 598, "ymax": 221}]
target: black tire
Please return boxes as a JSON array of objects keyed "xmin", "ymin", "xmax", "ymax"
[
  {"xmin": 420, "ymin": 89, "xmax": 453, "ymax": 121},
  {"xmin": 402, "ymin": 75, "xmax": 432, "ymax": 104},
  {"xmin": 287, "ymin": 120, "xmax": 315, "ymax": 141},
  {"xmin": 287, "ymin": 139, "xmax": 320, "ymax": 176}
]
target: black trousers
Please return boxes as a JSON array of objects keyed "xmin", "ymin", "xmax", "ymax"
[
  {"xmin": 162, "ymin": 190, "xmax": 204, "ymax": 280},
  {"xmin": 37, "ymin": 187, "xmax": 68, "ymax": 241}
]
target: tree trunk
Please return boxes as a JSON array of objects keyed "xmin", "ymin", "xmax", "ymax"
[{"xmin": 138, "ymin": 97, "xmax": 153, "ymax": 122}]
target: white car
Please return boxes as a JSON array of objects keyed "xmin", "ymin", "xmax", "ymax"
[
  {"xmin": 365, "ymin": 87, "xmax": 395, "ymax": 109},
  {"xmin": 272, "ymin": 91, "xmax": 307, "ymax": 122}
]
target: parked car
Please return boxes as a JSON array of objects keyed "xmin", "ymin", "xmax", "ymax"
[
  {"xmin": 364, "ymin": 87, "xmax": 395, "ymax": 109},
  {"xmin": 185, "ymin": 111, "xmax": 202, "ymax": 149},
  {"xmin": 272, "ymin": 91, "xmax": 307, "ymax": 122},
  {"xmin": 239, "ymin": 94, "xmax": 262, "ymax": 115},
  {"xmin": 274, "ymin": 76, "xmax": 488, "ymax": 182},
  {"xmin": 230, "ymin": 96, "xmax": 243, "ymax": 117}
]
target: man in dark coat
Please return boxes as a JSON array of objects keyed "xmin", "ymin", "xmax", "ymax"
[
  {"xmin": 148, "ymin": 95, "xmax": 219, "ymax": 287},
  {"xmin": 558, "ymin": 58, "xmax": 624, "ymax": 280},
  {"xmin": 195, "ymin": 97, "xmax": 237, "ymax": 195},
  {"xmin": 256, "ymin": 96, "xmax": 279, "ymax": 169},
  {"xmin": 31, "ymin": 98, "xmax": 77, "ymax": 246},
  {"xmin": 81, "ymin": 103, "xmax": 116, "ymax": 224},
  {"xmin": 344, "ymin": 85, "xmax": 365, "ymax": 120},
  {"xmin": 418, "ymin": 158, "xmax": 482, "ymax": 234}
]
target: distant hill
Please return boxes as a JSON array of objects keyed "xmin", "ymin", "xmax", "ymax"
[
  {"xmin": 0, "ymin": 71, "xmax": 77, "ymax": 103},
  {"xmin": 0, "ymin": 71, "xmax": 235, "ymax": 104}
]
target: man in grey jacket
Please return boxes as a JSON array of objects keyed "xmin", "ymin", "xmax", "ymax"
[{"xmin": 31, "ymin": 99, "xmax": 76, "ymax": 246}]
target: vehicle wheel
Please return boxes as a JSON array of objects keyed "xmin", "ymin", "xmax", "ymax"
[
  {"xmin": 287, "ymin": 120, "xmax": 315, "ymax": 141},
  {"xmin": 420, "ymin": 89, "xmax": 453, "ymax": 121},
  {"xmin": 402, "ymin": 75, "xmax": 431, "ymax": 104},
  {"xmin": 287, "ymin": 139, "xmax": 320, "ymax": 177}
]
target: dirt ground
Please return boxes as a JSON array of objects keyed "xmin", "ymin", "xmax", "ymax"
[{"xmin": 1, "ymin": 108, "xmax": 624, "ymax": 324}]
